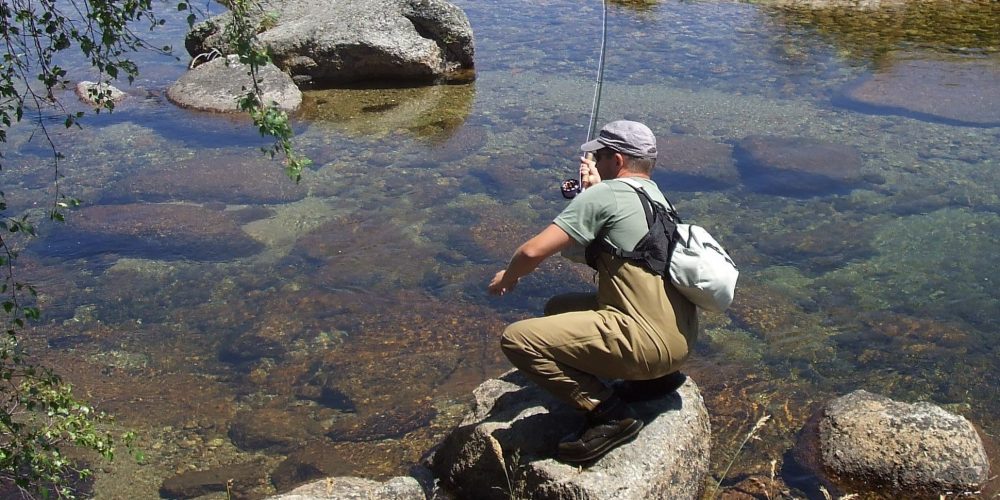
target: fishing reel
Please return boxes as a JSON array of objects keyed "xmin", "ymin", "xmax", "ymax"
[
  {"xmin": 560, "ymin": 152, "xmax": 593, "ymax": 199},
  {"xmin": 560, "ymin": 178, "xmax": 581, "ymax": 199}
]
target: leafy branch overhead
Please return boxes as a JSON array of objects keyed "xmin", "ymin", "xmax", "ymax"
[{"xmin": 1, "ymin": 0, "xmax": 306, "ymax": 496}]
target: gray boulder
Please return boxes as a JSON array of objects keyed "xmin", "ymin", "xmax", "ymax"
[
  {"xmin": 167, "ymin": 55, "xmax": 302, "ymax": 113},
  {"xmin": 796, "ymin": 390, "xmax": 990, "ymax": 498},
  {"xmin": 427, "ymin": 370, "xmax": 711, "ymax": 500},
  {"xmin": 185, "ymin": 0, "xmax": 475, "ymax": 86},
  {"xmin": 267, "ymin": 475, "xmax": 425, "ymax": 499}
]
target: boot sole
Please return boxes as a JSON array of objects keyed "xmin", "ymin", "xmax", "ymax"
[{"xmin": 558, "ymin": 419, "xmax": 644, "ymax": 463}]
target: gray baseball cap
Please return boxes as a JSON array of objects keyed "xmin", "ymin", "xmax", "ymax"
[{"xmin": 580, "ymin": 120, "xmax": 658, "ymax": 159}]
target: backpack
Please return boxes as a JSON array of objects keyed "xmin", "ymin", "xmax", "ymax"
[{"xmin": 585, "ymin": 178, "xmax": 738, "ymax": 312}]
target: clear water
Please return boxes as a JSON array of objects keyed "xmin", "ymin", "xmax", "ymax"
[{"xmin": 3, "ymin": 0, "xmax": 998, "ymax": 497}]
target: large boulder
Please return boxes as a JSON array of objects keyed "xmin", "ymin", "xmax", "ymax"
[
  {"xmin": 167, "ymin": 56, "xmax": 302, "ymax": 113},
  {"xmin": 185, "ymin": 0, "xmax": 475, "ymax": 86},
  {"xmin": 794, "ymin": 390, "xmax": 991, "ymax": 498},
  {"xmin": 427, "ymin": 370, "xmax": 711, "ymax": 500}
]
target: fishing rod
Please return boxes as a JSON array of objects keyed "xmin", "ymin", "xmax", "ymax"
[{"xmin": 561, "ymin": 0, "xmax": 609, "ymax": 199}]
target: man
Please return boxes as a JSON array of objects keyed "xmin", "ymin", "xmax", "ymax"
[{"xmin": 487, "ymin": 120, "xmax": 699, "ymax": 463}]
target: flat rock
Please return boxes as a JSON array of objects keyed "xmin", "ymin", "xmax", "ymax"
[
  {"xmin": 267, "ymin": 476, "xmax": 425, "ymax": 500},
  {"xmin": 36, "ymin": 203, "xmax": 263, "ymax": 261},
  {"xmin": 734, "ymin": 135, "xmax": 863, "ymax": 196},
  {"xmin": 838, "ymin": 55, "xmax": 1000, "ymax": 127},
  {"xmin": 794, "ymin": 390, "xmax": 990, "ymax": 498},
  {"xmin": 101, "ymin": 154, "xmax": 306, "ymax": 205},
  {"xmin": 186, "ymin": 0, "xmax": 474, "ymax": 85},
  {"xmin": 75, "ymin": 81, "xmax": 126, "ymax": 106},
  {"xmin": 427, "ymin": 370, "xmax": 711, "ymax": 500},
  {"xmin": 653, "ymin": 136, "xmax": 739, "ymax": 191},
  {"xmin": 167, "ymin": 56, "xmax": 301, "ymax": 113}
]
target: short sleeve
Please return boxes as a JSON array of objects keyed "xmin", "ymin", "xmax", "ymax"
[{"xmin": 553, "ymin": 183, "xmax": 617, "ymax": 246}]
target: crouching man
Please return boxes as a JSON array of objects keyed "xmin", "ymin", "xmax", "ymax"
[{"xmin": 487, "ymin": 120, "xmax": 698, "ymax": 463}]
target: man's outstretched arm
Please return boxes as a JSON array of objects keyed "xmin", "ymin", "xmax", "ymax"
[{"xmin": 488, "ymin": 224, "xmax": 575, "ymax": 296}]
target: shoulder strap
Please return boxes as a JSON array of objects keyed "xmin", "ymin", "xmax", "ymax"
[
  {"xmin": 585, "ymin": 178, "xmax": 683, "ymax": 268},
  {"xmin": 615, "ymin": 178, "xmax": 682, "ymax": 224}
]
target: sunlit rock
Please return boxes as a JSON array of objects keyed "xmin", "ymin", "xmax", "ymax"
[
  {"xmin": 185, "ymin": 0, "xmax": 475, "ymax": 86},
  {"xmin": 793, "ymin": 390, "xmax": 990, "ymax": 498},
  {"xmin": 36, "ymin": 203, "xmax": 263, "ymax": 261},
  {"xmin": 75, "ymin": 81, "xmax": 126, "ymax": 106},
  {"xmin": 654, "ymin": 135, "xmax": 739, "ymax": 191},
  {"xmin": 268, "ymin": 476, "xmax": 425, "ymax": 500},
  {"xmin": 101, "ymin": 154, "xmax": 306, "ymax": 205},
  {"xmin": 734, "ymin": 135, "xmax": 863, "ymax": 196},
  {"xmin": 167, "ymin": 56, "xmax": 302, "ymax": 113},
  {"xmin": 427, "ymin": 370, "xmax": 711, "ymax": 500},
  {"xmin": 838, "ymin": 55, "xmax": 1000, "ymax": 127}
]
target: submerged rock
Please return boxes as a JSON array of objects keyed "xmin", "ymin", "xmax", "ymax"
[
  {"xmin": 838, "ymin": 55, "xmax": 1000, "ymax": 127},
  {"xmin": 185, "ymin": 0, "xmax": 475, "ymax": 86},
  {"xmin": 427, "ymin": 370, "xmax": 711, "ymax": 500},
  {"xmin": 654, "ymin": 135, "xmax": 739, "ymax": 191},
  {"xmin": 167, "ymin": 56, "xmax": 301, "ymax": 113},
  {"xmin": 734, "ymin": 135, "xmax": 863, "ymax": 196},
  {"xmin": 793, "ymin": 390, "xmax": 990, "ymax": 498},
  {"xmin": 36, "ymin": 203, "xmax": 263, "ymax": 261},
  {"xmin": 102, "ymin": 154, "xmax": 306, "ymax": 205},
  {"xmin": 228, "ymin": 407, "xmax": 322, "ymax": 453},
  {"xmin": 159, "ymin": 461, "xmax": 268, "ymax": 499}
]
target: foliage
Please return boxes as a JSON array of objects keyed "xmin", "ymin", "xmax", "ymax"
[
  {"xmin": 227, "ymin": 0, "xmax": 311, "ymax": 182},
  {"xmin": 0, "ymin": 0, "xmax": 307, "ymax": 496}
]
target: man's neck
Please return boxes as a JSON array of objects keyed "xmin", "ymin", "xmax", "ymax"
[{"xmin": 615, "ymin": 171, "xmax": 650, "ymax": 180}]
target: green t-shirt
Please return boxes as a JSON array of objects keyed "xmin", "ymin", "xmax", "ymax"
[{"xmin": 554, "ymin": 177, "xmax": 670, "ymax": 255}]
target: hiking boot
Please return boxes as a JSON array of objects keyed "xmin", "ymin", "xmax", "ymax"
[
  {"xmin": 557, "ymin": 394, "xmax": 643, "ymax": 463},
  {"xmin": 612, "ymin": 371, "xmax": 687, "ymax": 403}
]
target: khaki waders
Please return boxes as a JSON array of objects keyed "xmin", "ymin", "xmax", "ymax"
[{"xmin": 500, "ymin": 253, "xmax": 698, "ymax": 411}]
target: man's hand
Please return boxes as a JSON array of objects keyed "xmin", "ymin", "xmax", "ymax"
[
  {"xmin": 580, "ymin": 155, "xmax": 601, "ymax": 189},
  {"xmin": 488, "ymin": 270, "xmax": 518, "ymax": 296}
]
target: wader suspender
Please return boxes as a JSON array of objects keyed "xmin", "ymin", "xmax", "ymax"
[{"xmin": 585, "ymin": 182, "xmax": 681, "ymax": 274}]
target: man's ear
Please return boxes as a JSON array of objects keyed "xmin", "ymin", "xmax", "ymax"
[{"xmin": 614, "ymin": 152, "xmax": 627, "ymax": 171}]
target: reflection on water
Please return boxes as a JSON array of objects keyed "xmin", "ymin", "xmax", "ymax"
[
  {"xmin": 298, "ymin": 81, "xmax": 475, "ymax": 140},
  {"xmin": 3, "ymin": 0, "xmax": 998, "ymax": 497}
]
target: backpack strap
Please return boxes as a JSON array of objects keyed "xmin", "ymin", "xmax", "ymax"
[
  {"xmin": 584, "ymin": 178, "xmax": 681, "ymax": 269},
  {"xmin": 616, "ymin": 178, "xmax": 682, "ymax": 223}
]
